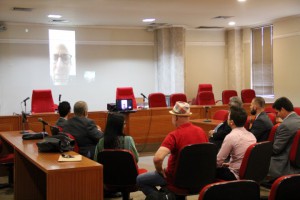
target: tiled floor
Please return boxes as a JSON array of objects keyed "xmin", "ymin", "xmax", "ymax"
[{"xmin": 0, "ymin": 154, "xmax": 270, "ymax": 200}]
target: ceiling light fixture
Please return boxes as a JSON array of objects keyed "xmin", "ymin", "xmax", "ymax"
[
  {"xmin": 228, "ymin": 21, "xmax": 236, "ymax": 26},
  {"xmin": 238, "ymin": 0, "xmax": 247, "ymax": 2},
  {"xmin": 143, "ymin": 18, "xmax": 156, "ymax": 23},
  {"xmin": 48, "ymin": 14, "xmax": 62, "ymax": 19}
]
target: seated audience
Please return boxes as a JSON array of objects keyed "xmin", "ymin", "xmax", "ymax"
[
  {"xmin": 55, "ymin": 101, "xmax": 71, "ymax": 129},
  {"xmin": 63, "ymin": 101, "xmax": 103, "ymax": 159},
  {"xmin": 216, "ymin": 106, "xmax": 256, "ymax": 180},
  {"xmin": 209, "ymin": 96, "xmax": 243, "ymax": 151},
  {"xmin": 249, "ymin": 97, "xmax": 273, "ymax": 142},
  {"xmin": 136, "ymin": 101, "xmax": 208, "ymax": 196},
  {"xmin": 94, "ymin": 112, "xmax": 139, "ymax": 162},
  {"xmin": 268, "ymin": 97, "xmax": 300, "ymax": 181}
]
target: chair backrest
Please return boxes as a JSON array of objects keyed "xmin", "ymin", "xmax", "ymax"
[
  {"xmin": 171, "ymin": 143, "xmax": 217, "ymax": 193},
  {"xmin": 265, "ymin": 106, "xmax": 276, "ymax": 114},
  {"xmin": 97, "ymin": 149, "xmax": 139, "ymax": 187},
  {"xmin": 198, "ymin": 180, "xmax": 260, "ymax": 200},
  {"xmin": 31, "ymin": 89, "xmax": 56, "ymax": 113},
  {"xmin": 267, "ymin": 112, "xmax": 277, "ymax": 125},
  {"xmin": 268, "ymin": 123, "xmax": 281, "ymax": 142},
  {"xmin": 241, "ymin": 89, "xmax": 256, "ymax": 103},
  {"xmin": 222, "ymin": 90, "xmax": 238, "ymax": 104},
  {"xmin": 116, "ymin": 87, "xmax": 137, "ymax": 109},
  {"xmin": 269, "ymin": 174, "xmax": 300, "ymax": 200},
  {"xmin": 212, "ymin": 110, "xmax": 229, "ymax": 121},
  {"xmin": 198, "ymin": 84, "xmax": 213, "ymax": 93},
  {"xmin": 294, "ymin": 107, "xmax": 300, "ymax": 116},
  {"xmin": 148, "ymin": 93, "xmax": 167, "ymax": 108},
  {"xmin": 239, "ymin": 141, "xmax": 273, "ymax": 182},
  {"xmin": 169, "ymin": 93, "xmax": 187, "ymax": 107},
  {"xmin": 289, "ymin": 129, "xmax": 300, "ymax": 168},
  {"xmin": 197, "ymin": 91, "xmax": 216, "ymax": 105}
]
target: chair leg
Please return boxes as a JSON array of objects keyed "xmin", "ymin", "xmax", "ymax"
[{"xmin": 121, "ymin": 191, "xmax": 130, "ymax": 200}]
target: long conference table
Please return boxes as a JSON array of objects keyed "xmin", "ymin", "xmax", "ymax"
[
  {"xmin": 0, "ymin": 131, "xmax": 103, "ymax": 200},
  {"xmin": 0, "ymin": 103, "xmax": 271, "ymax": 149}
]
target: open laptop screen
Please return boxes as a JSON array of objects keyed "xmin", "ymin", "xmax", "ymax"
[{"xmin": 116, "ymin": 99, "xmax": 133, "ymax": 111}]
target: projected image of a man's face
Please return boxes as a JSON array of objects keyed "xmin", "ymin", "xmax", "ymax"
[{"xmin": 52, "ymin": 44, "xmax": 72, "ymax": 85}]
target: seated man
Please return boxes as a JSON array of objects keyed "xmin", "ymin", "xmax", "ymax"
[
  {"xmin": 136, "ymin": 101, "xmax": 208, "ymax": 196},
  {"xmin": 268, "ymin": 97, "xmax": 300, "ymax": 181},
  {"xmin": 249, "ymin": 97, "xmax": 273, "ymax": 142},
  {"xmin": 209, "ymin": 96, "xmax": 243, "ymax": 151},
  {"xmin": 55, "ymin": 101, "xmax": 71, "ymax": 129},
  {"xmin": 216, "ymin": 106, "xmax": 256, "ymax": 180},
  {"xmin": 63, "ymin": 101, "xmax": 103, "ymax": 159}
]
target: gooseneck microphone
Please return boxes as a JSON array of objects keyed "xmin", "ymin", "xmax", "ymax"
[
  {"xmin": 141, "ymin": 93, "xmax": 147, "ymax": 99},
  {"xmin": 38, "ymin": 118, "xmax": 49, "ymax": 126},
  {"xmin": 59, "ymin": 94, "xmax": 62, "ymax": 103},
  {"xmin": 21, "ymin": 97, "xmax": 30, "ymax": 103}
]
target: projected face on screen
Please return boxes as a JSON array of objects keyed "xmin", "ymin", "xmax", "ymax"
[{"xmin": 49, "ymin": 30, "xmax": 76, "ymax": 85}]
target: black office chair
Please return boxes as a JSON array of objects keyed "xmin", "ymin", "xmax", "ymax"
[
  {"xmin": 166, "ymin": 143, "xmax": 217, "ymax": 199},
  {"xmin": 269, "ymin": 174, "xmax": 300, "ymax": 200},
  {"xmin": 198, "ymin": 180, "xmax": 260, "ymax": 200},
  {"xmin": 97, "ymin": 149, "xmax": 147, "ymax": 200}
]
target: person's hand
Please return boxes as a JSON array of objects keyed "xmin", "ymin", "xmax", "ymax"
[
  {"xmin": 96, "ymin": 125, "xmax": 102, "ymax": 132},
  {"xmin": 157, "ymin": 168, "xmax": 167, "ymax": 178},
  {"xmin": 208, "ymin": 130, "xmax": 214, "ymax": 137},
  {"xmin": 221, "ymin": 163, "xmax": 229, "ymax": 168}
]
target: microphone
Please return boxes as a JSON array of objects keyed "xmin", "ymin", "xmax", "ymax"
[
  {"xmin": 38, "ymin": 118, "xmax": 49, "ymax": 126},
  {"xmin": 21, "ymin": 97, "xmax": 30, "ymax": 103},
  {"xmin": 141, "ymin": 93, "xmax": 147, "ymax": 100},
  {"xmin": 59, "ymin": 94, "xmax": 62, "ymax": 103}
]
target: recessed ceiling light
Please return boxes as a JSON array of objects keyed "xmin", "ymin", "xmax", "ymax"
[
  {"xmin": 238, "ymin": 0, "xmax": 247, "ymax": 2},
  {"xmin": 48, "ymin": 14, "xmax": 62, "ymax": 19},
  {"xmin": 143, "ymin": 18, "xmax": 156, "ymax": 23},
  {"xmin": 228, "ymin": 21, "xmax": 236, "ymax": 26}
]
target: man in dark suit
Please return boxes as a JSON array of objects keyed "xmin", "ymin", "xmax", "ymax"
[
  {"xmin": 268, "ymin": 97, "xmax": 300, "ymax": 180},
  {"xmin": 63, "ymin": 101, "xmax": 103, "ymax": 159},
  {"xmin": 249, "ymin": 97, "xmax": 273, "ymax": 142}
]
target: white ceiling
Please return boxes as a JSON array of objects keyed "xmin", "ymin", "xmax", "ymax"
[{"xmin": 0, "ymin": 0, "xmax": 300, "ymax": 29}]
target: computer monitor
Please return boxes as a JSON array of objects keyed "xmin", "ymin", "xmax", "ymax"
[{"xmin": 116, "ymin": 99, "xmax": 133, "ymax": 112}]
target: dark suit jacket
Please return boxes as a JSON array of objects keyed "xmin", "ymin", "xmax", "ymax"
[
  {"xmin": 63, "ymin": 116, "xmax": 103, "ymax": 159},
  {"xmin": 250, "ymin": 111, "xmax": 273, "ymax": 142},
  {"xmin": 269, "ymin": 112, "xmax": 300, "ymax": 179},
  {"xmin": 55, "ymin": 117, "xmax": 67, "ymax": 129},
  {"xmin": 209, "ymin": 120, "xmax": 232, "ymax": 151}
]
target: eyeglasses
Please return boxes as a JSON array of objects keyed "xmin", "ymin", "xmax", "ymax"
[{"xmin": 53, "ymin": 53, "xmax": 72, "ymax": 63}]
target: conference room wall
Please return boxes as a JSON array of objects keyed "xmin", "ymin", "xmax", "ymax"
[
  {"xmin": 273, "ymin": 16, "xmax": 300, "ymax": 106},
  {"xmin": 0, "ymin": 24, "xmax": 156, "ymax": 115}
]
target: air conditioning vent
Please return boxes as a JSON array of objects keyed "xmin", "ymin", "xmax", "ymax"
[
  {"xmin": 212, "ymin": 16, "xmax": 233, "ymax": 20},
  {"xmin": 197, "ymin": 26, "xmax": 224, "ymax": 29},
  {"xmin": 12, "ymin": 7, "xmax": 33, "ymax": 12}
]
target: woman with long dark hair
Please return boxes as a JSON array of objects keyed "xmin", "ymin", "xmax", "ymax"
[{"xmin": 94, "ymin": 112, "xmax": 139, "ymax": 162}]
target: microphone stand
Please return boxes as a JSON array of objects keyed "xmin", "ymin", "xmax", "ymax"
[
  {"xmin": 203, "ymin": 106, "xmax": 212, "ymax": 122},
  {"xmin": 20, "ymin": 111, "xmax": 29, "ymax": 134}
]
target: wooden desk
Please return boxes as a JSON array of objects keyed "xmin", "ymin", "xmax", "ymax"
[
  {"xmin": 190, "ymin": 118, "xmax": 223, "ymax": 136},
  {"xmin": 0, "ymin": 131, "xmax": 103, "ymax": 200}
]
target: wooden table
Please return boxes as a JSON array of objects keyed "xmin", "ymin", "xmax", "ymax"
[
  {"xmin": 0, "ymin": 131, "xmax": 103, "ymax": 200},
  {"xmin": 190, "ymin": 118, "xmax": 223, "ymax": 136}
]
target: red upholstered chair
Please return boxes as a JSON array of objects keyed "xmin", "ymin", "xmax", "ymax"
[
  {"xmin": 265, "ymin": 106, "xmax": 276, "ymax": 114},
  {"xmin": 239, "ymin": 141, "xmax": 273, "ymax": 183},
  {"xmin": 268, "ymin": 123, "xmax": 281, "ymax": 142},
  {"xmin": 0, "ymin": 140, "xmax": 14, "ymax": 189},
  {"xmin": 31, "ymin": 89, "xmax": 56, "ymax": 114},
  {"xmin": 269, "ymin": 174, "xmax": 300, "ymax": 200},
  {"xmin": 170, "ymin": 93, "xmax": 187, "ymax": 107},
  {"xmin": 197, "ymin": 91, "xmax": 216, "ymax": 105},
  {"xmin": 294, "ymin": 107, "xmax": 300, "ymax": 116},
  {"xmin": 241, "ymin": 89, "xmax": 256, "ymax": 103},
  {"xmin": 97, "ymin": 149, "xmax": 147, "ymax": 200},
  {"xmin": 212, "ymin": 110, "xmax": 229, "ymax": 121},
  {"xmin": 289, "ymin": 130, "xmax": 300, "ymax": 168},
  {"xmin": 148, "ymin": 93, "xmax": 167, "ymax": 108},
  {"xmin": 116, "ymin": 87, "xmax": 137, "ymax": 109},
  {"xmin": 192, "ymin": 84, "xmax": 213, "ymax": 105},
  {"xmin": 166, "ymin": 143, "xmax": 217, "ymax": 199},
  {"xmin": 222, "ymin": 90, "xmax": 238, "ymax": 104},
  {"xmin": 198, "ymin": 180, "xmax": 260, "ymax": 200},
  {"xmin": 267, "ymin": 112, "xmax": 277, "ymax": 125}
]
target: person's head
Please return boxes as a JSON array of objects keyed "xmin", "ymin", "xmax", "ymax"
[
  {"xmin": 73, "ymin": 101, "xmax": 88, "ymax": 117},
  {"xmin": 58, "ymin": 101, "xmax": 71, "ymax": 118},
  {"xmin": 250, "ymin": 97, "xmax": 265, "ymax": 115},
  {"xmin": 228, "ymin": 106, "xmax": 248, "ymax": 128},
  {"xmin": 104, "ymin": 113, "xmax": 125, "ymax": 149},
  {"xmin": 228, "ymin": 96, "xmax": 243, "ymax": 109},
  {"xmin": 272, "ymin": 97, "xmax": 294, "ymax": 119},
  {"xmin": 52, "ymin": 43, "xmax": 72, "ymax": 85},
  {"xmin": 169, "ymin": 101, "xmax": 192, "ymax": 127}
]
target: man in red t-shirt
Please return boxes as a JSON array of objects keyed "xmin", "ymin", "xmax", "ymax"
[{"xmin": 136, "ymin": 101, "xmax": 208, "ymax": 196}]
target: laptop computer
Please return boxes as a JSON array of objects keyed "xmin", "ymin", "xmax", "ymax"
[{"xmin": 116, "ymin": 99, "xmax": 136, "ymax": 113}]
